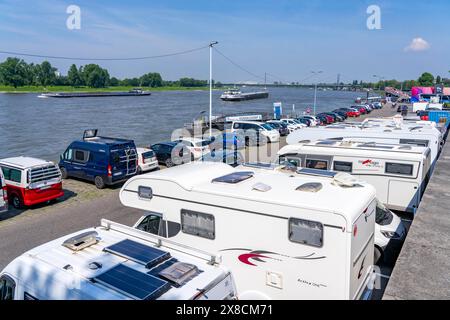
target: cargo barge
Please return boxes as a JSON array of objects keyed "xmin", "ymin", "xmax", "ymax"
[
  {"xmin": 220, "ymin": 88, "xmax": 269, "ymax": 101},
  {"xmin": 37, "ymin": 88, "xmax": 151, "ymax": 98}
]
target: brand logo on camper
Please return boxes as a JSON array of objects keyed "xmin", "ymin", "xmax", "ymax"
[
  {"xmin": 221, "ymin": 249, "xmax": 326, "ymax": 267},
  {"xmin": 359, "ymin": 159, "xmax": 381, "ymax": 168}
]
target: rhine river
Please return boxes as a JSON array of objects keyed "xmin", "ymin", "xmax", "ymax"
[{"xmin": 0, "ymin": 87, "xmax": 362, "ymax": 160}]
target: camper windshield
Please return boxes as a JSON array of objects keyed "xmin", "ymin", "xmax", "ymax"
[{"xmin": 376, "ymin": 200, "xmax": 393, "ymax": 225}]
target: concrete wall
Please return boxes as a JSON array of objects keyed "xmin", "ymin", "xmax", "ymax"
[{"xmin": 384, "ymin": 140, "xmax": 450, "ymax": 299}]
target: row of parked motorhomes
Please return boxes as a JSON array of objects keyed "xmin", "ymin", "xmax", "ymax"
[{"xmin": 0, "ymin": 104, "xmax": 445, "ymax": 300}]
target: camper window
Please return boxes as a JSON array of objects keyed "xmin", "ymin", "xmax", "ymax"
[
  {"xmin": 385, "ymin": 163, "xmax": 413, "ymax": 176},
  {"xmin": 1, "ymin": 167, "xmax": 21, "ymax": 183},
  {"xmin": 306, "ymin": 159, "xmax": 328, "ymax": 171},
  {"xmin": 181, "ymin": 209, "xmax": 215, "ymax": 240},
  {"xmin": 289, "ymin": 218, "xmax": 323, "ymax": 248},
  {"xmin": 280, "ymin": 157, "xmax": 301, "ymax": 167},
  {"xmin": 74, "ymin": 150, "xmax": 89, "ymax": 163},
  {"xmin": 0, "ymin": 275, "xmax": 16, "ymax": 300},
  {"xmin": 333, "ymin": 161, "xmax": 353, "ymax": 173}
]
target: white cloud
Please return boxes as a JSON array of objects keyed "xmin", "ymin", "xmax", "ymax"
[{"xmin": 404, "ymin": 37, "xmax": 430, "ymax": 52}]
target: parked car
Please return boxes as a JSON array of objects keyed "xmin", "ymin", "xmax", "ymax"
[
  {"xmin": 317, "ymin": 113, "xmax": 334, "ymax": 124},
  {"xmin": 208, "ymin": 132, "xmax": 246, "ymax": 150},
  {"xmin": 0, "ymin": 157, "xmax": 64, "ymax": 209},
  {"xmin": 231, "ymin": 121, "xmax": 279, "ymax": 145},
  {"xmin": 323, "ymin": 112, "xmax": 344, "ymax": 122},
  {"xmin": 373, "ymin": 102, "xmax": 383, "ymax": 109},
  {"xmin": 200, "ymin": 149, "xmax": 244, "ymax": 167},
  {"xmin": 59, "ymin": 129, "xmax": 138, "ymax": 189},
  {"xmin": 357, "ymin": 106, "xmax": 368, "ymax": 115},
  {"xmin": 295, "ymin": 117, "xmax": 312, "ymax": 127},
  {"xmin": 336, "ymin": 107, "xmax": 360, "ymax": 117},
  {"xmin": 174, "ymin": 137, "xmax": 210, "ymax": 160},
  {"xmin": 267, "ymin": 120, "xmax": 298, "ymax": 134},
  {"xmin": 266, "ymin": 121, "xmax": 289, "ymax": 136},
  {"xmin": 332, "ymin": 109, "xmax": 349, "ymax": 120},
  {"xmin": 0, "ymin": 169, "xmax": 8, "ymax": 213},
  {"xmin": 301, "ymin": 115, "xmax": 319, "ymax": 126},
  {"xmin": 374, "ymin": 200, "xmax": 407, "ymax": 264},
  {"xmin": 315, "ymin": 114, "xmax": 330, "ymax": 125},
  {"xmin": 136, "ymin": 147, "xmax": 159, "ymax": 174},
  {"xmin": 280, "ymin": 119, "xmax": 304, "ymax": 130},
  {"xmin": 150, "ymin": 142, "xmax": 192, "ymax": 168}
]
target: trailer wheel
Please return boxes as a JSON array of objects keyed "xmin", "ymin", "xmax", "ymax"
[
  {"xmin": 374, "ymin": 246, "xmax": 384, "ymax": 265},
  {"xmin": 11, "ymin": 194, "xmax": 23, "ymax": 209},
  {"xmin": 94, "ymin": 176, "xmax": 106, "ymax": 189},
  {"xmin": 60, "ymin": 167, "xmax": 68, "ymax": 179}
]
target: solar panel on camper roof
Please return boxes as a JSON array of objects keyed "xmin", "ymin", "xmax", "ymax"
[
  {"xmin": 317, "ymin": 140, "xmax": 337, "ymax": 146},
  {"xmin": 94, "ymin": 264, "xmax": 171, "ymax": 300},
  {"xmin": 104, "ymin": 239, "xmax": 171, "ymax": 269},
  {"xmin": 297, "ymin": 168, "xmax": 337, "ymax": 178}
]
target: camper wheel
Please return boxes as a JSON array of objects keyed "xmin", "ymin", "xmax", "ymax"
[
  {"xmin": 11, "ymin": 194, "xmax": 23, "ymax": 209},
  {"xmin": 94, "ymin": 176, "xmax": 106, "ymax": 189},
  {"xmin": 60, "ymin": 167, "xmax": 68, "ymax": 179},
  {"xmin": 374, "ymin": 246, "xmax": 384, "ymax": 264}
]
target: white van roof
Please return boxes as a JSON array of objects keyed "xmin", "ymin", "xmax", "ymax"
[
  {"xmin": 0, "ymin": 156, "xmax": 55, "ymax": 169},
  {"xmin": 3, "ymin": 220, "xmax": 228, "ymax": 300},
  {"xmin": 121, "ymin": 162, "xmax": 376, "ymax": 222},
  {"xmin": 279, "ymin": 140, "xmax": 430, "ymax": 160}
]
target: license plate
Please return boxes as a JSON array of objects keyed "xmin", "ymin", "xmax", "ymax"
[{"xmin": 40, "ymin": 186, "xmax": 51, "ymax": 190}]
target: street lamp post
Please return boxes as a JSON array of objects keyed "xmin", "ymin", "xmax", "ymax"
[
  {"xmin": 209, "ymin": 41, "xmax": 219, "ymax": 138},
  {"xmin": 311, "ymin": 71, "xmax": 323, "ymax": 115}
]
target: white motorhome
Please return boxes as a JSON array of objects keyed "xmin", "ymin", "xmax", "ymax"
[
  {"xmin": 235, "ymin": 163, "xmax": 407, "ymax": 264},
  {"xmin": 0, "ymin": 220, "xmax": 237, "ymax": 300},
  {"xmin": 278, "ymin": 140, "xmax": 431, "ymax": 213},
  {"xmin": 120, "ymin": 162, "xmax": 378, "ymax": 300},
  {"xmin": 286, "ymin": 124, "xmax": 442, "ymax": 167}
]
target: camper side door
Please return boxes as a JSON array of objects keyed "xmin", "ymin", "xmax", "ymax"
[{"xmin": 350, "ymin": 200, "xmax": 376, "ymax": 299}]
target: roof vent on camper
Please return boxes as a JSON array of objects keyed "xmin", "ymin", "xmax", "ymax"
[
  {"xmin": 252, "ymin": 182, "xmax": 272, "ymax": 192},
  {"xmin": 296, "ymin": 182, "xmax": 323, "ymax": 193},
  {"xmin": 332, "ymin": 173, "xmax": 361, "ymax": 188},
  {"xmin": 212, "ymin": 171, "xmax": 254, "ymax": 184},
  {"xmin": 62, "ymin": 231, "xmax": 99, "ymax": 251},
  {"xmin": 159, "ymin": 262, "xmax": 200, "ymax": 287}
]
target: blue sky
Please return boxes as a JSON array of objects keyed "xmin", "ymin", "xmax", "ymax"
[{"xmin": 0, "ymin": 0, "xmax": 448, "ymax": 83}]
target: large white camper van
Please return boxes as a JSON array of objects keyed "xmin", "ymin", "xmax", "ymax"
[
  {"xmin": 0, "ymin": 220, "xmax": 237, "ymax": 300},
  {"xmin": 278, "ymin": 140, "xmax": 431, "ymax": 213},
  {"xmin": 120, "ymin": 162, "xmax": 378, "ymax": 300},
  {"xmin": 286, "ymin": 124, "xmax": 442, "ymax": 166}
]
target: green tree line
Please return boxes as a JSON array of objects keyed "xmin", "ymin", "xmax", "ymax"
[
  {"xmin": 0, "ymin": 57, "xmax": 209, "ymax": 88},
  {"xmin": 351, "ymin": 72, "xmax": 450, "ymax": 91}
]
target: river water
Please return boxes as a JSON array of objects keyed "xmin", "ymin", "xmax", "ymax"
[{"xmin": 0, "ymin": 87, "xmax": 361, "ymax": 161}]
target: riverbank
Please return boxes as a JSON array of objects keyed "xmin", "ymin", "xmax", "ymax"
[{"xmin": 0, "ymin": 85, "xmax": 212, "ymax": 93}]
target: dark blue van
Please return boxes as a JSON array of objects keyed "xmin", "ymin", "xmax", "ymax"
[{"xmin": 59, "ymin": 129, "xmax": 138, "ymax": 189}]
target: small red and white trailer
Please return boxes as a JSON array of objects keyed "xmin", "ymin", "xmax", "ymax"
[{"xmin": 0, "ymin": 157, "xmax": 64, "ymax": 209}]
